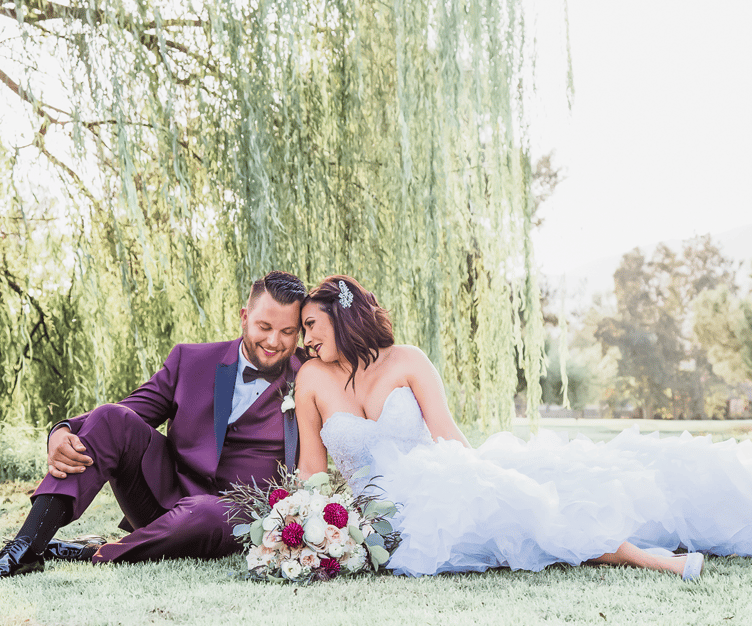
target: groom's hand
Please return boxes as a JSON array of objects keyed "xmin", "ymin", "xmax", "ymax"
[{"xmin": 47, "ymin": 427, "xmax": 93, "ymax": 479}]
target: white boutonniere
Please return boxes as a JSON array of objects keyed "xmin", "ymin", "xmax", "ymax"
[{"xmin": 280, "ymin": 382, "xmax": 295, "ymax": 413}]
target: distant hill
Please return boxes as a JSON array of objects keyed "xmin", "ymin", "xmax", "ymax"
[{"xmin": 544, "ymin": 223, "xmax": 752, "ymax": 314}]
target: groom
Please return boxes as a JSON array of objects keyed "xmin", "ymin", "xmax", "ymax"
[{"xmin": 0, "ymin": 271, "xmax": 307, "ymax": 577}]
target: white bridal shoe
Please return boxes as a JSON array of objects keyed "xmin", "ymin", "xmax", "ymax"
[
  {"xmin": 681, "ymin": 552, "xmax": 704, "ymax": 581},
  {"xmin": 642, "ymin": 547, "xmax": 704, "ymax": 581}
]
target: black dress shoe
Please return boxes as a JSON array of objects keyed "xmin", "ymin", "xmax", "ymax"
[
  {"xmin": 44, "ymin": 536, "xmax": 106, "ymax": 562},
  {"xmin": 0, "ymin": 536, "xmax": 44, "ymax": 578}
]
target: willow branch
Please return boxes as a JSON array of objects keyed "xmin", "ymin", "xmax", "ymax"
[
  {"xmin": 0, "ymin": 66, "xmax": 63, "ymax": 125},
  {"xmin": 143, "ymin": 18, "xmax": 204, "ymax": 30},
  {"xmin": 2, "ymin": 267, "xmax": 64, "ymax": 363},
  {"xmin": 2, "ymin": 1, "xmax": 213, "ymax": 71},
  {"xmin": 36, "ymin": 142, "xmax": 100, "ymax": 208},
  {"xmin": 1, "ymin": 65, "xmax": 201, "ymax": 165}
]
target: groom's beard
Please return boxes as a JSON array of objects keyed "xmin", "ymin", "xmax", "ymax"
[
  {"xmin": 251, "ymin": 360, "xmax": 287, "ymax": 379},
  {"xmin": 241, "ymin": 337, "xmax": 294, "ymax": 377}
]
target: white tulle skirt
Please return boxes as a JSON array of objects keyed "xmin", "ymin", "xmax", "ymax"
[{"xmin": 371, "ymin": 427, "xmax": 752, "ymax": 576}]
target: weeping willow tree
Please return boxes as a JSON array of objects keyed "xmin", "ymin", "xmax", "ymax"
[{"xmin": 1, "ymin": 0, "xmax": 570, "ymax": 429}]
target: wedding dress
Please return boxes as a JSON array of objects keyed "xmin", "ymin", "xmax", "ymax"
[{"xmin": 321, "ymin": 387, "xmax": 752, "ymax": 576}]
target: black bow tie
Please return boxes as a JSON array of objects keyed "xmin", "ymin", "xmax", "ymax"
[{"xmin": 242, "ymin": 366, "xmax": 280, "ymax": 384}]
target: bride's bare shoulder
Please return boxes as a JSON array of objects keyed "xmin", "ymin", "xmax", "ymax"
[
  {"xmin": 297, "ymin": 357, "xmax": 330, "ymax": 382},
  {"xmin": 297, "ymin": 357, "xmax": 343, "ymax": 392},
  {"xmin": 391, "ymin": 344, "xmax": 430, "ymax": 363},
  {"xmin": 390, "ymin": 345, "xmax": 441, "ymax": 384},
  {"xmin": 386, "ymin": 345, "xmax": 435, "ymax": 377}
]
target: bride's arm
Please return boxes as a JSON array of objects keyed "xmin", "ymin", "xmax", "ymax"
[
  {"xmin": 294, "ymin": 361, "xmax": 329, "ymax": 480},
  {"xmin": 403, "ymin": 346, "xmax": 471, "ymax": 448}
]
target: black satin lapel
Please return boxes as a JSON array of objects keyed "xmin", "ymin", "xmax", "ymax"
[
  {"xmin": 214, "ymin": 361, "xmax": 237, "ymax": 459},
  {"xmin": 284, "ymin": 411, "xmax": 299, "ymax": 472}
]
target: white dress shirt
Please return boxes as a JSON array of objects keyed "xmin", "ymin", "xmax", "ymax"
[{"xmin": 227, "ymin": 343, "xmax": 271, "ymax": 425}]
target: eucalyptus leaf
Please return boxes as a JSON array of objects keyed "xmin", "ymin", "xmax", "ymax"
[
  {"xmin": 250, "ymin": 519, "xmax": 265, "ymax": 546},
  {"xmin": 367, "ymin": 544, "xmax": 390, "ymax": 566},
  {"xmin": 348, "ymin": 525, "xmax": 365, "ymax": 544},
  {"xmin": 371, "ymin": 519, "xmax": 393, "ymax": 535},
  {"xmin": 365, "ymin": 533, "xmax": 385, "ymax": 549},
  {"xmin": 364, "ymin": 500, "xmax": 397, "ymax": 519},
  {"xmin": 304, "ymin": 472, "xmax": 330, "ymax": 490},
  {"xmin": 232, "ymin": 523, "xmax": 251, "ymax": 537}
]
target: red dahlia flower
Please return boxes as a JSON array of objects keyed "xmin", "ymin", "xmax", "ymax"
[
  {"xmin": 320, "ymin": 557, "xmax": 341, "ymax": 577},
  {"xmin": 269, "ymin": 488, "xmax": 290, "ymax": 508},
  {"xmin": 323, "ymin": 503, "xmax": 349, "ymax": 528},
  {"xmin": 281, "ymin": 522, "xmax": 305, "ymax": 548}
]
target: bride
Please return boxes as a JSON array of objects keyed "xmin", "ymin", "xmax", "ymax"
[{"xmin": 295, "ymin": 275, "xmax": 752, "ymax": 580}]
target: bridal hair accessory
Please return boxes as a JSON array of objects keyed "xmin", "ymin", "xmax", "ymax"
[
  {"xmin": 223, "ymin": 468, "xmax": 400, "ymax": 583},
  {"xmin": 338, "ymin": 280, "xmax": 353, "ymax": 308}
]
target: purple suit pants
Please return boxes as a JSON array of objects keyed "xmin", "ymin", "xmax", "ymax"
[{"xmin": 34, "ymin": 404, "xmax": 240, "ymax": 563}]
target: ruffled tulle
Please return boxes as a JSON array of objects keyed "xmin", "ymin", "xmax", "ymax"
[{"xmin": 321, "ymin": 387, "xmax": 752, "ymax": 577}]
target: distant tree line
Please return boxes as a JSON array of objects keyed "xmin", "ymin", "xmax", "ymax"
[{"xmin": 542, "ymin": 235, "xmax": 752, "ymax": 419}]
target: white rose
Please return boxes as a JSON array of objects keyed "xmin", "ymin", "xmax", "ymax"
[
  {"xmin": 289, "ymin": 490, "xmax": 311, "ymax": 506},
  {"xmin": 272, "ymin": 499, "xmax": 293, "ymax": 517},
  {"xmin": 328, "ymin": 542, "xmax": 346, "ymax": 558},
  {"xmin": 286, "ymin": 490, "xmax": 310, "ymax": 516},
  {"xmin": 303, "ymin": 516, "xmax": 327, "ymax": 545},
  {"xmin": 281, "ymin": 559, "xmax": 303, "ymax": 580},
  {"xmin": 348, "ymin": 512, "xmax": 362, "ymax": 528},
  {"xmin": 262, "ymin": 514, "xmax": 282, "ymax": 531},
  {"xmin": 309, "ymin": 493, "xmax": 328, "ymax": 515}
]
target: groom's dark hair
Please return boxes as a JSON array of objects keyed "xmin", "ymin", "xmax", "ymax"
[
  {"xmin": 305, "ymin": 275, "xmax": 394, "ymax": 391},
  {"xmin": 247, "ymin": 271, "xmax": 307, "ymax": 309}
]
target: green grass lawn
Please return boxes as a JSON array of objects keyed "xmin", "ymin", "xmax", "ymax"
[{"xmin": 3, "ymin": 420, "xmax": 752, "ymax": 625}]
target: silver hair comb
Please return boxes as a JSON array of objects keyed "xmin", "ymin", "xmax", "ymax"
[{"xmin": 338, "ymin": 280, "xmax": 353, "ymax": 308}]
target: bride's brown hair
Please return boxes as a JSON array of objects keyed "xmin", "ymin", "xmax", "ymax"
[{"xmin": 305, "ymin": 275, "xmax": 394, "ymax": 390}]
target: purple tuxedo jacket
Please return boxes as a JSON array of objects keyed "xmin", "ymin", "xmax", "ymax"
[{"xmin": 63, "ymin": 339, "xmax": 303, "ymax": 510}]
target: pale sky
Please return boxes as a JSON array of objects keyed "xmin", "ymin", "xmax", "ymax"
[{"xmin": 530, "ymin": 0, "xmax": 752, "ymax": 276}]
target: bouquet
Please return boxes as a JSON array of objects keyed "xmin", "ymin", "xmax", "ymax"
[{"xmin": 223, "ymin": 469, "xmax": 400, "ymax": 583}]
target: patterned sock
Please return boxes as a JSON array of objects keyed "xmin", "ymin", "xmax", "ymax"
[{"xmin": 17, "ymin": 494, "xmax": 73, "ymax": 555}]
